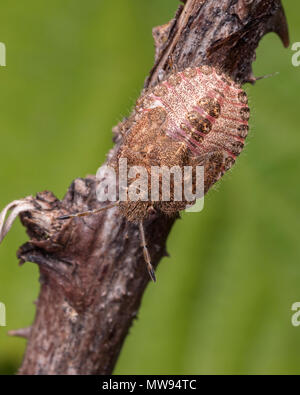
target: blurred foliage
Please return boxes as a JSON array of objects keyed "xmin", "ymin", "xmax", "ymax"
[{"xmin": 0, "ymin": 0, "xmax": 299, "ymax": 375}]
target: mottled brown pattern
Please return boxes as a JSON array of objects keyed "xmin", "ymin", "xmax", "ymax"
[{"xmin": 113, "ymin": 66, "xmax": 249, "ymax": 222}]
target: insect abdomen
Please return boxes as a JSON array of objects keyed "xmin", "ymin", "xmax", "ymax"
[{"xmin": 136, "ymin": 66, "xmax": 250, "ymax": 173}]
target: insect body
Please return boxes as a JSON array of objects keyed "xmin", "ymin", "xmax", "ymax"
[{"xmin": 58, "ymin": 66, "xmax": 250, "ymax": 282}]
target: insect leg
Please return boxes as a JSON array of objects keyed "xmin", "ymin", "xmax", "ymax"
[
  {"xmin": 57, "ymin": 201, "xmax": 119, "ymax": 220},
  {"xmin": 139, "ymin": 220, "xmax": 156, "ymax": 282}
]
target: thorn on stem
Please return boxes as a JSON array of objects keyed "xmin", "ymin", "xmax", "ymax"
[{"xmin": 8, "ymin": 326, "xmax": 31, "ymax": 339}]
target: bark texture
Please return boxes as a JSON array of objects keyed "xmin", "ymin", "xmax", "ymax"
[{"xmin": 2, "ymin": 0, "xmax": 289, "ymax": 375}]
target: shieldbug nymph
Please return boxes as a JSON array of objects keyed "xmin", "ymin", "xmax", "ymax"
[{"xmin": 58, "ymin": 66, "xmax": 250, "ymax": 282}]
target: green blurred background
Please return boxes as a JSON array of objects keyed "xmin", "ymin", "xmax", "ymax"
[{"xmin": 0, "ymin": 0, "xmax": 299, "ymax": 375}]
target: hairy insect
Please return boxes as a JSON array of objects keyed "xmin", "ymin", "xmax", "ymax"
[{"xmin": 58, "ymin": 66, "xmax": 250, "ymax": 282}]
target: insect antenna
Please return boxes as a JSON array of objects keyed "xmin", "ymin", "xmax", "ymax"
[
  {"xmin": 255, "ymin": 71, "xmax": 279, "ymax": 81},
  {"xmin": 57, "ymin": 201, "xmax": 119, "ymax": 220},
  {"xmin": 139, "ymin": 220, "xmax": 156, "ymax": 283}
]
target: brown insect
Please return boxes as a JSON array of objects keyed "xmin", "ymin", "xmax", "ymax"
[{"xmin": 58, "ymin": 66, "xmax": 250, "ymax": 282}]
